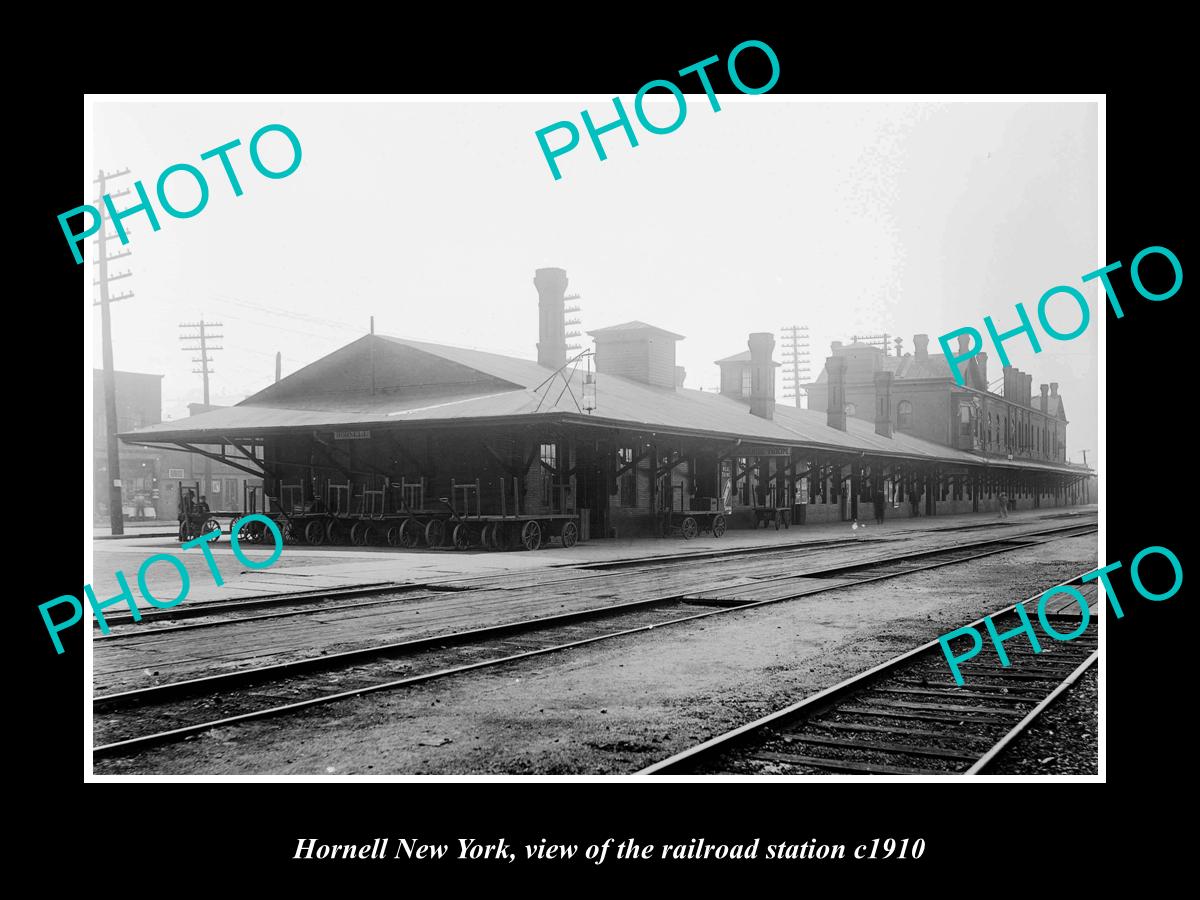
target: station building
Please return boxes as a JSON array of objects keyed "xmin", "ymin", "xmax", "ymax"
[
  {"xmin": 121, "ymin": 268, "xmax": 1094, "ymax": 542},
  {"xmin": 94, "ymin": 370, "xmax": 262, "ymax": 523}
]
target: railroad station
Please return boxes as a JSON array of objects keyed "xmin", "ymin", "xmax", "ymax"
[
  {"xmin": 95, "ymin": 266, "xmax": 1100, "ymax": 778},
  {"xmin": 120, "ymin": 268, "xmax": 1094, "ymax": 552}
]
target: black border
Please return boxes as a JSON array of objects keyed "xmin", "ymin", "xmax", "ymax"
[{"xmin": 28, "ymin": 25, "xmax": 1187, "ymax": 883}]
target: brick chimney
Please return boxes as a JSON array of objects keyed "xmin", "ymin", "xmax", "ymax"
[
  {"xmin": 1050, "ymin": 382, "xmax": 1059, "ymax": 398},
  {"xmin": 978, "ymin": 351, "xmax": 988, "ymax": 389},
  {"xmin": 1040, "ymin": 383, "xmax": 1049, "ymax": 413},
  {"xmin": 914, "ymin": 334, "xmax": 929, "ymax": 358},
  {"xmin": 826, "ymin": 355, "xmax": 847, "ymax": 431},
  {"xmin": 747, "ymin": 332, "xmax": 776, "ymax": 420},
  {"xmin": 874, "ymin": 370, "xmax": 894, "ymax": 438},
  {"xmin": 534, "ymin": 267, "xmax": 568, "ymax": 371}
]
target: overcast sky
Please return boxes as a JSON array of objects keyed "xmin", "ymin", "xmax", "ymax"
[{"xmin": 90, "ymin": 98, "xmax": 1098, "ymax": 461}]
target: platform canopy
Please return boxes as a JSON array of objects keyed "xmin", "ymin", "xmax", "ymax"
[{"xmin": 122, "ymin": 333, "xmax": 1090, "ymax": 476}]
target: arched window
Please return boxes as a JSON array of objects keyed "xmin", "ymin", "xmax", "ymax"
[{"xmin": 897, "ymin": 400, "xmax": 912, "ymax": 429}]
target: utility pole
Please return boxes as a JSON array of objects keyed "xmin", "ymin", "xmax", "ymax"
[
  {"xmin": 179, "ymin": 319, "xmax": 223, "ymax": 500},
  {"xmin": 563, "ymin": 293, "xmax": 583, "ymax": 356},
  {"xmin": 94, "ymin": 168, "xmax": 134, "ymax": 535},
  {"xmin": 779, "ymin": 324, "xmax": 811, "ymax": 408}
]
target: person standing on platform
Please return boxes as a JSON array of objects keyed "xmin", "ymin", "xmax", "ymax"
[
  {"xmin": 873, "ymin": 488, "xmax": 886, "ymax": 526},
  {"xmin": 998, "ymin": 491, "xmax": 1008, "ymax": 519}
]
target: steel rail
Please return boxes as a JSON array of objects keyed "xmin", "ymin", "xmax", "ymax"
[
  {"xmin": 636, "ymin": 577, "xmax": 1098, "ymax": 775},
  {"xmin": 94, "ymin": 524, "xmax": 1095, "ymax": 759},
  {"xmin": 965, "ymin": 651, "xmax": 1099, "ymax": 774},
  {"xmin": 96, "ymin": 521, "xmax": 1093, "ymax": 638}
]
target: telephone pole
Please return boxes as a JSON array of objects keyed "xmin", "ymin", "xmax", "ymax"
[
  {"xmin": 94, "ymin": 168, "xmax": 134, "ymax": 535},
  {"xmin": 563, "ymin": 292, "xmax": 583, "ymax": 356},
  {"xmin": 179, "ymin": 319, "xmax": 223, "ymax": 498},
  {"xmin": 779, "ymin": 324, "xmax": 811, "ymax": 408}
]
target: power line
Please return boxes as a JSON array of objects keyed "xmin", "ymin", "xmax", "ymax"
[{"xmin": 213, "ymin": 293, "xmax": 362, "ymax": 332}]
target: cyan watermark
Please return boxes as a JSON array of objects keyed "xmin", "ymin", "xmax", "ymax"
[
  {"xmin": 938, "ymin": 245, "xmax": 1183, "ymax": 386},
  {"xmin": 937, "ymin": 545, "xmax": 1181, "ymax": 684},
  {"xmin": 59, "ymin": 124, "xmax": 302, "ymax": 264},
  {"xmin": 535, "ymin": 40, "xmax": 780, "ymax": 181},
  {"xmin": 45, "ymin": 515, "xmax": 283, "ymax": 654}
]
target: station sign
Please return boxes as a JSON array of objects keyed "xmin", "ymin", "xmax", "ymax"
[
  {"xmin": 333, "ymin": 430, "xmax": 372, "ymax": 440},
  {"xmin": 167, "ymin": 468, "xmax": 186, "ymax": 479},
  {"xmin": 737, "ymin": 445, "xmax": 791, "ymax": 458}
]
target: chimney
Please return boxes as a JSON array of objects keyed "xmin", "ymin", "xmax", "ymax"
[
  {"xmin": 914, "ymin": 334, "xmax": 929, "ymax": 358},
  {"xmin": 1040, "ymin": 383, "xmax": 1049, "ymax": 413},
  {"xmin": 826, "ymin": 355, "xmax": 847, "ymax": 431},
  {"xmin": 674, "ymin": 366, "xmax": 686, "ymax": 388},
  {"xmin": 534, "ymin": 267, "xmax": 568, "ymax": 371},
  {"xmin": 831, "ymin": 340, "xmax": 844, "ymax": 353},
  {"xmin": 1024, "ymin": 373, "xmax": 1033, "ymax": 407},
  {"xmin": 1050, "ymin": 382, "xmax": 1059, "ymax": 397},
  {"xmin": 274, "ymin": 351, "xmax": 281, "ymax": 384},
  {"xmin": 977, "ymin": 351, "xmax": 988, "ymax": 389},
  {"xmin": 747, "ymin": 332, "xmax": 776, "ymax": 420},
  {"xmin": 874, "ymin": 370, "xmax": 894, "ymax": 438},
  {"xmin": 1003, "ymin": 365, "xmax": 1014, "ymax": 400}
]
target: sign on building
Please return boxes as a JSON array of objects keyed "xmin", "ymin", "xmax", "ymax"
[
  {"xmin": 167, "ymin": 468, "xmax": 186, "ymax": 479},
  {"xmin": 333, "ymin": 430, "xmax": 372, "ymax": 440},
  {"xmin": 734, "ymin": 445, "xmax": 791, "ymax": 458}
]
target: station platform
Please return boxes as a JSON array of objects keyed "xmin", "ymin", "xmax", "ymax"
[{"xmin": 88, "ymin": 505, "xmax": 1097, "ymax": 610}]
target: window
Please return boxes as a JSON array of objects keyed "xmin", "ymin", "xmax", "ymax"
[
  {"xmin": 540, "ymin": 443, "xmax": 558, "ymax": 509},
  {"xmin": 959, "ymin": 404, "xmax": 972, "ymax": 437},
  {"xmin": 897, "ymin": 400, "xmax": 912, "ymax": 429},
  {"xmin": 741, "ymin": 368, "xmax": 752, "ymax": 397},
  {"xmin": 617, "ymin": 447, "xmax": 636, "ymax": 506}
]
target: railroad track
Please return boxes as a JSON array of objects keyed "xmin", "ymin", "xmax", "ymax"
[
  {"xmin": 93, "ymin": 536, "xmax": 877, "ymax": 631},
  {"xmin": 636, "ymin": 583, "xmax": 1098, "ymax": 776},
  {"xmin": 95, "ymin": 514, "xmax": 1095, "ymax": 630},
  {"xmin": 96, "ymin": 520, "xmax": 1092, "ymax": 636},
  {"xmin": 93, "ymin": 520, "xmax": 1095, "ymax": 762}
]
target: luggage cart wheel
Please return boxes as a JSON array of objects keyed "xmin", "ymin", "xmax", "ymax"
[
  {"xmin": 452, "ymin": 523, "xmax": 472, "ymax": 550},
  {"xmin": 425, "ymin": 519, "xmax": 445, "ymax": 547},
  {"xmin": 521, "ymin": 520, "xmax": 542, "ymax": 551},
  {"xmin": 560, "ymin": 520, "xmax": 579, "ymax": 549}
]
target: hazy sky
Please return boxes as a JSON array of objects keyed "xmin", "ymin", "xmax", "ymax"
[{"xmin": 90, "ymin": 98, "xmax": 1098, "ymax": 460}]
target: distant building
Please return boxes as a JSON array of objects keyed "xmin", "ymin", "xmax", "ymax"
[
  {"xmin": 805, "ymin": 334, "xmax": 1072, "ymax": 464},
  {"xmin": 93, "ymin": 370, "xmax": 262, "ymax": 523}
]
